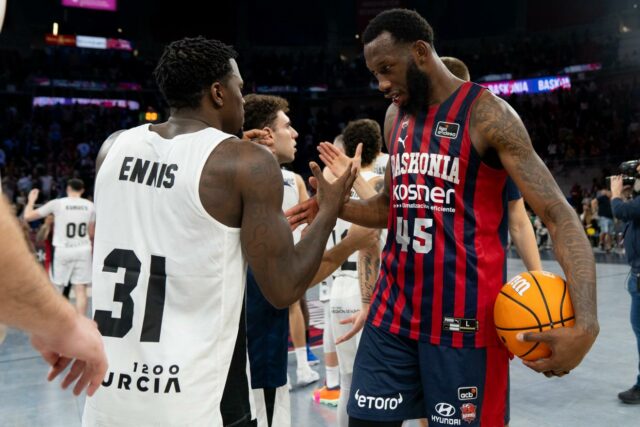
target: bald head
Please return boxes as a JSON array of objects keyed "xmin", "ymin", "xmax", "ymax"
[{"xmin": 441, "ymin": 56, "xmax": 470, "ymax": 81}]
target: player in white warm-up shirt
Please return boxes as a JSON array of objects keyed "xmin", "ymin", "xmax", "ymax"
[
  {"xmin": 81, "ymin": 37, "xmax": 354, "ymax": 427},
  {"xmin": 323, "ymin": 119, "xmax": 385, "ymax": 427},
  {"xmin": 24, "ymin": 179, "xmax": 95, "ymax": 316}
]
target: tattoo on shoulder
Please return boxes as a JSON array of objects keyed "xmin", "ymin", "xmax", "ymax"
[{"xmin": 472, "ymin": 94, "xmax": 557, "ymax": 200}]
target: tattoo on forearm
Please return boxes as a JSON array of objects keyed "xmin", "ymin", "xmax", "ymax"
[
  {"xmin": 359, "ymin": 251, "xmax": 380, "ymax": 304},
  {"xmin": 473, "ymin": 95, "xmax": 598, "ymax": 334}
]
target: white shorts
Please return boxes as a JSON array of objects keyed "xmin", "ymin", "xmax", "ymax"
[
  {"xmin": 52, "ymin": 246, "xmax": 92, "ymax": 286},
  {"xmin": 323, "ymin": 280, "xmax": 337, "ymax": 354},
  {"xmin": 330, "ymin": 275, "xmax": 362, "ymax": 375},
  {"xmin": 253, "ymin": 385, "xmax": 290, "ymax": 427}
]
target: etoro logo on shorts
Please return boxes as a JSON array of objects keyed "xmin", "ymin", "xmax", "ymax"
[{"xmin": 354, "ymin": 389, "xmax": 403, "ymax": 410}]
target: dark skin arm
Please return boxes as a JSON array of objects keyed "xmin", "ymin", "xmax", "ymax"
[
  {"xmin": 200, "ymin": 140, "xmax": 356, "ymax": 309},
  {"xmin": 470, "ymin": 91, "xmax": 598, "ymax": 376},
  {"xmin": 286, "ymin": 104, "xmax": 397, "ymax": 229}
]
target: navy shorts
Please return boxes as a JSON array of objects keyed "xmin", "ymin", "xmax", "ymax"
[
  {"xmin": 246, "ymin": 268, "xmax": 289, "ymax": 389},
  {"xmin": 348, "ymin": 323, "xmax": 510, "ymax": 426}
]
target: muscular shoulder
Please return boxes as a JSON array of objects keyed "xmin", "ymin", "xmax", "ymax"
[
  {"xmin": 199, "ymin": 138, "xmax": 281, "ymax": 227},
  {"xmin": 96, "ymin": 129, "xmax": 127, "ymax": 174},
  {"xmin": 470, "ymin": 90, "xmax": 529, "ymax": 152}
]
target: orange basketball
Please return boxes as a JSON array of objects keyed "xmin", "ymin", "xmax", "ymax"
[{"xmin": 494, "ymin": 271, "xmax": 575, "ymax": 361}]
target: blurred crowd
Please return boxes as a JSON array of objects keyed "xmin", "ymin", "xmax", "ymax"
[{"xmin": 1, "ymin": 29, "xmax": 639, "ymax": 256}]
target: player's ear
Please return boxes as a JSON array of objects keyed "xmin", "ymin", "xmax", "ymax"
[
  {"xmin": 210, "ymin": 82, "xmax": 224, "ymax": 108},
  {"xmin": 412, "ymin": 40, "xmax": 430, "ymax": 65}
]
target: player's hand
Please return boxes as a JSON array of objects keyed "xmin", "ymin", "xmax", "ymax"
[
  {"xmin": 517, "ymin": 325, "xmax": 596, "ymax": 377},
  {"xmin": 610, "ymin": 175, "xmax": 623, "ymax": 198},
  {"xmin": 318, "ymin": 142, "xmax": 362, "ymax": 178},
  {"xmin": 347, "ymin": 225, "xmax": 379, "ymax": 251},
  {"xmin": 336, "ymin": 305, "xmax": 369, "ymax": 344},
  {"xmin": 31, "ymin": 314, "xmax": 107, "ymax": 396},
  {"xmin": 285, "ymin": 198, "xmax": 319, "ymax": 231},
  {"xmin": 242, "ymin": 129, "xmax": 275, "ymax": 150},
  {"xmin": 27, "ymin": 189, "xmax": 40, "ymax": 204},
  {"xmin": 310, "ymin": 161, "xmax": 357, "ymax": 218}
]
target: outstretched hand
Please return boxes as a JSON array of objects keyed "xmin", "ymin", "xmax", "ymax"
[
  {"xmin": 336, "ymin": 305, "xmax": 369, "ymax": 344},
  {"xmin": 318, "ymin": 142, "xmax": 362, "ymax": 179},
  {"xmin": 286, "ymin": 160, "xmax": 357, "ymax": 230},
  {"xmin": 31, "ymin": 315, "xmax": 107, "ymax": 396},
  {"xmin": 517, "ymin": 325, "xmax": 596, "ymax": 377}
]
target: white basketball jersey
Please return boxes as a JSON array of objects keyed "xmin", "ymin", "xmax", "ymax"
[
  {"xmin": 329, "ymin": 170, "xmax": 383, "ymax": 279},
  {"xmin": 282, "ymin": 169, "xmax": 303, "ymax": 244},
  {"xmin": 84, "ymin": 124, "xmax": 247, "ymax": 426},
  {"xmin": 36, "ymin": 197, "xmax": 94, "ymax": 249},
  {"xmin": 373, "ymin": 152, "xmax": 389, "ymax": 176}
]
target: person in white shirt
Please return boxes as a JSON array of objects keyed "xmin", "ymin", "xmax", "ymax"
[{"xmin": 24, "ymin": 179, "xmax": 95, "ymax": 316}]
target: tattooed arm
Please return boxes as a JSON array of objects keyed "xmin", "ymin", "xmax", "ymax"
[
  {"xmin": 220, "ymin": 142, "xmax": 355, "ymax": 308},
  {"xmin": 335, "ymin": 176, "xmax": 383, "ymax": 345},
  {"xmin": 471, "ymin": 91, "xmax": 598, "ymax": 375},
  {"xmin": 358, "ymin": 176, "xmax": 384, "ymax": 304}
]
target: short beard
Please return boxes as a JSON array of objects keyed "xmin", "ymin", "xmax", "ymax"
[{"xmin": 404, "ymin": 59, "xmax": 432, "ymax": 115}]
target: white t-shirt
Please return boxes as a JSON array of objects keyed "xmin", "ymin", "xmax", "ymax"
[{"xmin": 36, "ymin": 197, "xmax": 95, "ymax": 249}]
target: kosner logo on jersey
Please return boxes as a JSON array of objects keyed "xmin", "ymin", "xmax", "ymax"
[
  {"xmin": 354, "ymin": 389, "xmax": 403, "ymax": 410},
  {"xmin": 390, "ymin": 153, "xmax": 459, "ymax": 210}
]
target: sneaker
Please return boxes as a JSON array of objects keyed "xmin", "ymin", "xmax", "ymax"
[
  {"xmin": 307, "ymin": 344, "xmax": 320, "ymax": 366},
  {"xmin": 312, "ymin": 385, "xmax": 340, "ymax": 406},
  {"xmin": 296, "ymin": 367, "xmax": 320, "ymax": 387},
  {"xmin": 618, "ymin": 385, "xmax": 640, "ymax": 404}
]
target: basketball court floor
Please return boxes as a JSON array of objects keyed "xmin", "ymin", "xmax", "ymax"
[{"xmin": 0, "ymin": 254, "xmax": 638, "ymax": 426}]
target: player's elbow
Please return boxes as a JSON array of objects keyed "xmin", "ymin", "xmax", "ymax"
[{"xmin": 262, "ymin": 280, "xmax": 306, "ymax": 309}]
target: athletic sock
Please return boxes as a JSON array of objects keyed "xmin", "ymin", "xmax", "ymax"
[
  {"xmin": 295, "ymin": 347, "xmax": 308, "ymax": 370},
  {"xmin": 326, "ymin": 365, "xmax": 340, "ymax": 388}
]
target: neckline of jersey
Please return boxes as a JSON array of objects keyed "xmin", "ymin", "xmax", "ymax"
[{"xmin": 145, "ymin": 123, "xmax": 213, "ymax": 141}]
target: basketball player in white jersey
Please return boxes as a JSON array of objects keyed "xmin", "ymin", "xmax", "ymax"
[
  {"xmin": 24, "ymin": 179, "xmax": 95, "ymax": 317},
  {"xmin": 243, "ymin": 94, "xmax": 377, "ymax": 426},
  {"xmin": 243, "ymin": 93, "xmax": 307, "ymax": 427},
  {"xmin": 84, "ymin": 37, "xmax": 356, "ymax": 427},
  {"xmin": 321, "ymin": 119, "xmax": 385, "ymax": 427}
]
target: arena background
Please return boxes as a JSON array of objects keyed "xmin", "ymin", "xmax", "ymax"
[{"xmin": 1, "ymin": 0, "xmax": 640, "ymax": 426}]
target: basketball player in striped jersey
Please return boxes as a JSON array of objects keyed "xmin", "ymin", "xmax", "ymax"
[
  {"xmin": 24, "ymin": 179, "xmax": 95, "ymax": 317},
  {"xmin": 83, "ymin": 37, "xmax": 356, "ymax": 427},
  {"xmin": 287, "ymin": 9, "xmax": 598, "ymax": 426}
]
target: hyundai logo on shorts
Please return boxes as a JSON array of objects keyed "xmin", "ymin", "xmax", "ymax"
[{"xmin": 435, "ymin": 402, "xmax": 456, "ymax": 417}]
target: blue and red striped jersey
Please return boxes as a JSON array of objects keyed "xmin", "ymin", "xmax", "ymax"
[{"xmin": 369, "ymin": 82, "xmax": 509, "ymax": 348}]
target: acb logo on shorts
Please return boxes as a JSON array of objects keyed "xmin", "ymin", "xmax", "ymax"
[{"xmin": 457, "ymin": 386, "xmax": 478, "ymax": 401}]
